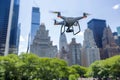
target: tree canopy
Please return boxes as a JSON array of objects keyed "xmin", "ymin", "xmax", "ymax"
[
  {"xmin": 0, "ymin": 53, "xmax": 79, "ymax": 80},
  {"xmin": 0, "ymin": 53, "xmax": 120, "ymax": 80},
  {"xmin": 87, "ymin": 55, "xmax": 120, "ymax": 80}
]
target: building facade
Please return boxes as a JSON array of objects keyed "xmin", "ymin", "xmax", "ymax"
[
  {"xmin": 0, "ymin": 0, "xmax": 20, "ymax": 55},
  {"xmin": 59, "ymin": 33, "xmax": 68, "ymax": 51},
  {"xmin": 116, "ymin": 26, "xmax": 120, "ymax": 46},
  {"xmin": 58, "ymin": 34, "xmax": 82, "ymax": 65},
  {"xmin": 87, "ymin": 19, "xmax": 106, "ymax": 48},
  {"xmin": 30, "ymin": 7, "xmax": 40, "ymax": 45},
  {"xmin": 113, "ymin": 32, "xmax": 119, "ymax": 45},
  {"xmin": 81, "ymin": 28, "xmax": 100, "ymax": 67},
  {"xmin": 68, "ymin": 38, "xmax": 82, "ymax": 65},
  {"xmin": 117, "ymin": 26, "xmax": 120, "ymax": 36},
  {"xmin": 101, "ymin": 26, "xmax": 120, "ymax": 59},
  {"xmin": 30, "ymin": 23, "xmax": 58, "ymax": 57},
  {"xmin": 58, "ymin": 33, "xmax": 69, "ymax": 63}
]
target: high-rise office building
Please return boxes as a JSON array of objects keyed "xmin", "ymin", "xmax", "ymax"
[
  {"xmin": 30, "ymin": 7, "xmax": 40, "ymax": 45},
  {"xmin": 0, "ymin": 0, "xmax": 20, "ymax": 55},
  {"xmin": 113, "ymin": 32, "xmax": 119, "ymax": 46},
  {"xmin": 87, "ymin": 19, "xmax": 106, "ymax": 48},
  {"xmin": 58, "ymin": 33, "xmax": 69, "ymax": 64},
  {"xmin": 68, "ymin": 38, "xmax": 82, "ymax": 65},
  {"xmin": 101, "ymin": 26, "xmax": 120, "ymax": 59},
  {"xmin": 59, "ymin": 33, "xmax": 68, "ymax": 51},
  {"xmin": 81, "ymin": 28, "xmax": 100, "ymax": 67},
  {"xmin": 117, "ymin": 26, "xmax": 120, "ymax": 36},
  {"xmin": 116, "ymin": 26, "xmax": 120, "ymax": 46}
]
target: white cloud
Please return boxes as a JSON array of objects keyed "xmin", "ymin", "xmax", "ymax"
[
  {"xmin": 20, "ymin": 35, "xmax": 25, "ymax": 42},
  {"xmin": 113, "ymin": 4, "xmax": 120, "ymax": 10}
]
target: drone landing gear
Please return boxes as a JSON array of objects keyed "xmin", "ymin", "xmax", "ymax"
[
  {"xmin": 60, "ymin": 21, "xmax": 81, "ymax": 35},
  {"xmin": 72, "ymin": 21, "xmax": 81, "ymax": 35}
]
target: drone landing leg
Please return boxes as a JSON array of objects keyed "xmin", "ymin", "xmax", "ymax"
[
  {"xmin": 72, "ymin": 26, "xmax": 75, "ymax": 35},
  {"xmin": 73, "ymin": 21, "xmax": 81, "ymax": 35},
  {"xmin": 61, "ymin": 25, "xmax": 65, "ymax": 35}
]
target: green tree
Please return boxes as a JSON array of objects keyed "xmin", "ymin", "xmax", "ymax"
[
  {"xmin": 0, "ymin": 54, "xmax": 24, "ymax": 80},
  {"xmin": 38, "ymin": 57, "xmax": 68, "ymax": 80},
  {"xmin": 108, "ymin": 55, "xmax": 120, "ymax": 80},
  {"xmin": 86, "ymin": 60, "xmax": 110, "ymax": 79},
  {"xmin": 0, "ymin": 56, "xmax": 5, "ymax": 80},
  {"xmin": 69, "ymin": 74, "xmax": 77, "ymax": 80},
  {"xmin": 19, "ymin": 53, "xmax": 41, "ymax": 80},
  {"xmin": 87, "ymin": 55, "xmax": 120, "ymax": 80},
  {"xmin": 71, "ymin": 65, "xmax": 88, "ymax": 77}
]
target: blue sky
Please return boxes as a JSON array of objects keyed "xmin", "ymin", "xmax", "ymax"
[{"xmin": 19, "ymin": 0, "xmax": 120, "ymax": 53}]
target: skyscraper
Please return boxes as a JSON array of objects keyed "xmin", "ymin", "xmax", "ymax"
[
  {"xmin": 68, "ymin": 38, "xmax": 82, "ymax": 65},
  {"xmin": 0, "ymin": 0, "xmax": 20, "ymax": 55},
  {"xmin": 87, "ymin": 19, "xmax": 106, "ymax": 48},
  {"xmin": 117, "ymin": 26, "xmax": 120, "ymax": 36},
  {"xmin": 30, "ymin": 23, "xmax": 58, "ymax": 57},
  {"xmin": 101, "ymin": 26, "xmax": 120, "ymax": 59},
  {"xmin": 58, "ymin": 33, "xmax": 69, "ymax": 64},
  {"xmin": 116, "ymin": 26, "xmax": 120, "ymax": 47},
  {"xmin": 81, "ymin": 28, "xmax": 100, "ymax": 67},
  {"xmin": 113, "ymin": 32, "xmax": 119, "ymax": 46},
  {"xmin": 59, "ymin": 33, "xmax": 68, "ymax": 51},
  {"xmin": 30, "ymin": 7, "xmax": 40, "ymax": 45}
]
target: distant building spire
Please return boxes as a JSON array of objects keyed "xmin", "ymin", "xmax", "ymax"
[{"xmin": 59, "ymin": 33, "xmax": 68, "ymax": 51}]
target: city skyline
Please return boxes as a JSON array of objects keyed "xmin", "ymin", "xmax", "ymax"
[{"xmin": 19, "ymin": 0, "xmax": 120, "ymax": 53}]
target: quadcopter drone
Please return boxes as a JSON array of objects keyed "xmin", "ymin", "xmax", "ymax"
[{"xmin": 51, "ymin": 11, "xmax": 90, "ymax": 35}]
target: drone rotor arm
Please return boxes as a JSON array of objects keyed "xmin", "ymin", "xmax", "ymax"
[
  {"xmin": 57, "ymin": 16, "xmax": 66, "ymax": 20},
  {"xmin": 75, "ymin": 12, "xmax": 90, "ymax": 21},
  {"xmin": 54, "ymin": 20, "xmax": 65, "ymax": 26},
  {"xmin": 75, "ymin": 16, "xmax": 86, "ymax": 21}
]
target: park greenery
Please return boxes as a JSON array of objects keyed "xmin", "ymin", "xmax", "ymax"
[{"xmin": 0, "ymin": 53, "xmax": 120, "ymax": 80}]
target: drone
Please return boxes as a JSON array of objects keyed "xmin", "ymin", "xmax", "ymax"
[{"xmin": 51, "ymin": 11, "xmax": 90, "ymax": 35}]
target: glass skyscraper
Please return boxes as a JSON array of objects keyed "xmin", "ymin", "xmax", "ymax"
[
  {"xmin": 116, "ymin": 26, "xmax": 120, "ymax": 46},
  {"xmin": 87, "ymin": 19, "xmax": 106, "ymax": 48},
  {"xmin": 30, "ymin": 7, "xmax": 40, "ymax": 45},
  {"xmin": 117, "ymin": 26, "xmax": 120, "ymax": 36},
  {"xmin": 0, "ymin": 0, "xmax": 20, "ymax": 55}
]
